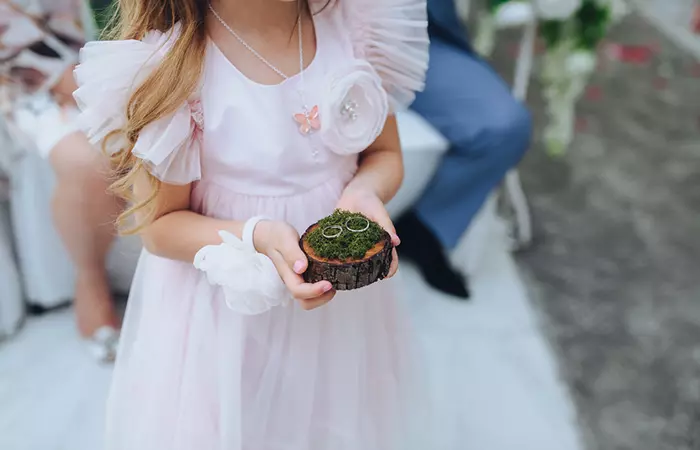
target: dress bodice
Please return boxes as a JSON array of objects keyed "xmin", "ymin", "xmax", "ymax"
[
  {"xmin": 73, "ymin": 0, "xmax": 429, "ymax": 195},
  {"xmin": 199, "ymin": 7, "xmax": 358, "ymax": 197}
]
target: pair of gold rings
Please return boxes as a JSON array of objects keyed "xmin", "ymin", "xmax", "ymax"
[{"xmin": 321, "ymin": 217, "xmax": 370, "ymax": 239}]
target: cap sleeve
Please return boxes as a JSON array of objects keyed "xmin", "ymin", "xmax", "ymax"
[
  {"xmin": 336, "ymin": 0, "xmax": 429, "ymax": 110},
  {"xmin": 73, "ymin": 27, "xmax": 202, "ymax": 185}
]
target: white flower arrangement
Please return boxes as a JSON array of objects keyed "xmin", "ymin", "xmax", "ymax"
[
  {"xmin": 538, "ymin": 0, "xmax": 627, "ymax": 154},
  {"xmin": 540, "ymin": 46, "xmax": 596, "ymax": 155},
  {"xmin": 533, "ymin": 0, "xmax": 582, "ymax": 20},
  {"xmin": 473, "ymin": 0, "xmax": 628, "ymax": 154}
]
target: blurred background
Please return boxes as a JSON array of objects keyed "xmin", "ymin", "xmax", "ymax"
[{"xmin": 1, "ymin": 0, "xmax": 700, "ymax": 449}]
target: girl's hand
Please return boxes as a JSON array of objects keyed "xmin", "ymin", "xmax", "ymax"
[
  {"xmin": 253, "ymin": 220, "xmax": 336, "ymax": 310},
  {"xmin": 336, "ymin": 186, "xmax": 400, "ymax": 278}
]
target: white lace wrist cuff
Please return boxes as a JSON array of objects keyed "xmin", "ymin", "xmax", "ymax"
[{"xmin": 193, "ymin": 216, "xmax": 290, "ymax": 315}]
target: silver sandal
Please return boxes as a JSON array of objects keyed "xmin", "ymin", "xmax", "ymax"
[{"xmin": 84, "ymin": 326, "xmax": 120, "ymax": 363}]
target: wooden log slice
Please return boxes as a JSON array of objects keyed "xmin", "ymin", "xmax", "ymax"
[{"xmin": 300, "ymin": 223, "xmax": 393, "ymax": 291}]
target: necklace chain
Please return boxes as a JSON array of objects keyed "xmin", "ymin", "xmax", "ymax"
[
  {"xmin": 207, "ymin": 3, "xmax": 304, "ymax": 83},
  {"xmin": 208, "ymin": 2, "xmax": 319, "ymax": 141}
]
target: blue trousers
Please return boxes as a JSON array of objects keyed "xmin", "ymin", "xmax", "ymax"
[{"xmin": 410, "ymin": 37, "xmax": 532, "ymax": 249}]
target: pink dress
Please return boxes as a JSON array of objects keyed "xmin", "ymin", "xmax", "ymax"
[{"xmin": 74, "ymin": 1, "xmax": 430, "ymax": 449}]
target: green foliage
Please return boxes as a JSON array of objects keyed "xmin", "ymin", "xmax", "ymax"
[
  {"xmin": 575, "ymin": 0, "xmax": 611, "ymax": 49},
  {"xmin": 541, "ymin": 0, "xmax": 612, "ymax": 51},
  {"xmin": 540, "ymin": 20, "xmax": 566, "ymax": 49},
  {"xmin": 90, "ymin": 0, "xmax": 117, "ymax": 36},
  {"xmin": 488, "ymin": 0, "xmax": 514, "ymax": 12},
  {"xmin": 306, "ymin": 210, "xmax": 384, "ymax": 261}
]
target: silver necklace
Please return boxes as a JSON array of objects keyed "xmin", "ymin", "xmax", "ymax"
[{"xmin": 208, "ymin": 3, "xmax": 320, "ymax": 136}]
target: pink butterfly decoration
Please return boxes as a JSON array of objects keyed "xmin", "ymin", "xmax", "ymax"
[{"xmin": 293, "ymin": 105, "xmax": 321, "ymax": 135}]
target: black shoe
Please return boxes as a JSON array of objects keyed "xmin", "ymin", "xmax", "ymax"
[{"xmin": 394, "ymin": 211, "xmax": 470, "ymax": 299}]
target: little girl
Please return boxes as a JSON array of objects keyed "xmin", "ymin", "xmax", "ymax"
[{"xmin": 74, "ymin": 0, "xmax": 429, "ymax": 448}]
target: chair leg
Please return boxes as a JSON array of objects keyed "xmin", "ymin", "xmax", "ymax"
[
  {"xmin": 512, "ymin": 16, "xmax": 537, "ymax": 101},
  {"xmin": 503, "ymin": 15, "xmax": 536, "ymax": 251},
  {"xmin": 503, "ymin": 169, "xmax": 532, "ymax": 249}
]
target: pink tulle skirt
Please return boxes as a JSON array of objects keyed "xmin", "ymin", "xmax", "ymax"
[{"xmin": 105, "ymin": 178, "xmax": 429, "ymax": 450}]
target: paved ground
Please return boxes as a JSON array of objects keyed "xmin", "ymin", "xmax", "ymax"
[
  {"xmin": 635, "ymin": 0, "xmax": 697, "ymax": 38},
  {"xmin": 491, "ymin": 12, "xmax": 700, "ymax": 450}
]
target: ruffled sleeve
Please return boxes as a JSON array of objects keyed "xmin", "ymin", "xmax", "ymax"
[
  {"xmin": 73, "ymin": 27, "xmax": 203, "ymax": 185},
  {"xmin": 337, "ymin": 0, "xmax": 429, "ymax": 111}
]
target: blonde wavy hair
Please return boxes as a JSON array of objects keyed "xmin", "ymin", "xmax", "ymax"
[
  {"xmin": 106, "ymin": 0, "xmax": 328, "ymax": 233},
  {"xmin": 104, "ymin": 0, "xmax": 207, "ymax": 233}
]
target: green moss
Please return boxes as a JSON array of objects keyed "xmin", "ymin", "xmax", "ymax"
[{"xmin": 306, "ymin": 210, "xmax": 384, "ymax": 261}]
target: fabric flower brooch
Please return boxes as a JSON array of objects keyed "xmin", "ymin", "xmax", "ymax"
[{"xmin": 320, "ymin": 60, "xmax": 389, "ymax": 155}]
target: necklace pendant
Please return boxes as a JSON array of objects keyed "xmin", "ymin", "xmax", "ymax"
[{"xmin": 293, "ymin": 105, "xmax": 321, "ymax": 136}]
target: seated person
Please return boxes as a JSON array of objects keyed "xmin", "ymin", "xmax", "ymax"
[
  {"xmin": 397, "ymin": 0, "xmax": 532, "ymax": 298},
  {"xmin": 1, "ymin": 0, "xmax": 121, "ymax": 361}
]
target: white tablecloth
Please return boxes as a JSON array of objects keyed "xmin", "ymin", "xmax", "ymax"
[{"xmin": 0, "ymin": 202, "xmax": 23, "ymax": 338}]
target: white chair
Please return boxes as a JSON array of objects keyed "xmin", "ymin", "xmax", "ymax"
[
  {"xmin": 0, "ymin": 201, "xmax": 23, "ymax": 338},
  {"xmin": 459, "ymin": 0, "xmax": 536, "ymax": 250},
  {"xmin": 393, "ymin": 110, "xmax": 502, "ymax": 278},
  {"xmin": 500, "ymin": 2, "xmax": 536, "ymax": 249},
  {"xmin": 0, "ymin": 120, "xmax": 24, "ymax": 338},
  {"xmin": 388, "ymin": 110, "xmax": 450, "ymax": 219}
]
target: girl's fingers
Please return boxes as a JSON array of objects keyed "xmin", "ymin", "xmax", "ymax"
[
  {"xmin": 386, "ymin": 248, "xmax": 399, "ymax": 278},
  {"xmin": 272, "ymin": 251, "xmax": 332, "ymax": 299},
  {"xmin": 290, "ymin": 280, "xmax": 333, "ymax": 301},
  {"xmin": 276, "ymin": 229, "xmax": 308, "ymax": 274},
  {"xmin": 366, "ymin": 208, "xmax": 400, "ymax": 246},
  {"xmin": 297, "ymin": 289, "xmax": 337, "ymax": 310},
  {"xmin": 371, "ymin": 211, "xmax": 395, "ymax": 236}
]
